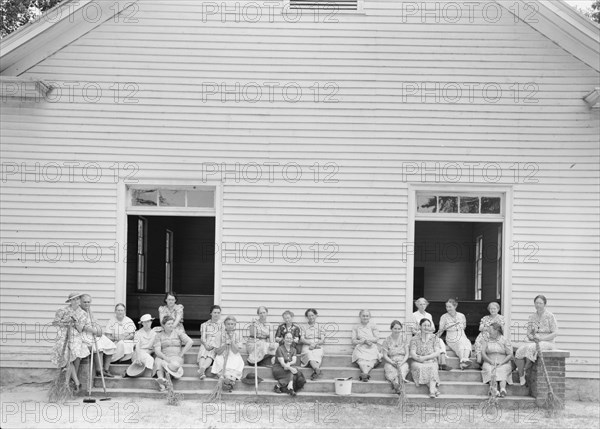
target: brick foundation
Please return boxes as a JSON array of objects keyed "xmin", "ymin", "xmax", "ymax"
[{"xmin": 529, "ymin": 350, "xmax": 570, "ymax": 409}]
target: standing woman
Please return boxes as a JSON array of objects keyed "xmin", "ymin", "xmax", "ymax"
[
  {"xmin": 197, "ymin": 305, "xmax": 222, "ymax": 379},
  {"xmin": 474, "ymin": 302, "xmax": 505, "ymax": 365},
  {"xmin": 275, "ymin": 310, "xmax": 302, "ymax": 352},
  {"xmin": 247, "ymin": 306, "xmax": 278, "ymax": 366},
  {"xmin": 351, "ymin": 309, "xmax": 381, "ymax": 382},
  {"xmin": 158, "ymin": 292, "xmax": 185, "ymax": 333},
  {"xmin": 300, "ymin": 308, "xmax": 326, "ymax": 380},
  {"xmin": 438, "ymin": 298, "xmax": 473, "ymax": 370},
  {"xmin": 410, "ymin": 319, "xmax": 441, "ymax": 398},
  {"xmin": 481, "ymin": 322, "xmax": 513, "ymax": 397},
  {"xmin": 382, "ymin": 320, "xmax": 410, "ymax": 393},
  {"xmin": 272, "ymin": 332, "xmax": 306, "ymax": 396},
  {"xmin": 211, "ymin": 316, "xmax": 245, "ymax": 392},
  {"xmin": 515, "ymin": 295, "xmax": 558, "ymax": 386},
  {"xmin": 51, "ymin": 292, "xmax": 91, "ymax": 392}
]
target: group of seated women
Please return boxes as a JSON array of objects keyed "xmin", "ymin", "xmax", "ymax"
[{"xmin": 53, "ymin": 291, "xmax": 558, "ymax": 398}]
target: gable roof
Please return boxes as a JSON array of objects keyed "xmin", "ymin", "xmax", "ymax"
[{"xmin": 1, "ymin": 0, "xmax": 598, "ymax": 75}]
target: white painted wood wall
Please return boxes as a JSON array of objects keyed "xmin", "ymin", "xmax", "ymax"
[{"xmin": 1, "ymin": 0, "xmax": 598, "ymax": 378}]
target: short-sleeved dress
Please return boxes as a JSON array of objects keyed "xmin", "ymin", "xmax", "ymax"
[
  {"xmin": 300, "ymin": 322, "xmax": 325, "ymax": 366},
  {"xmin": 211, "ymin": 330, "xmax": 245, "ymax": 381},
  {"xmin": 158, "ymin": 304, "xmax": 185, "ymax": 333},
  {"xmin": 351, "ymin": 322, "xmax": 381, "ymax": 364},
  {"xmin": 382, "ymin": 334, "xmax": 410, "ymax": 382},
  {"xmin": 133, "ymin": 328, "xmax": 157, "ymax": 370},
  {"xmin": 474, "ymin": 314, "xmax": 506, "ymax": 357},
  {"xmin": 152, "ymin": 329, "xmax": 192, "ymax": 377},
  {"xmin": 246, "ymin": 321, "xmax": 278, "ymax": 364},
  {"xmin": 515, "ymin": 311, "xmax": 558, "ymax": 361},
  {"xmin": 50, "ymin": 306, "xmax": 91, "ymax": 367},
  {"xmin": 410, "ymin": 334, "xmax": 440, "ymax": 386},
  {"xmin": 275, "ymin": 323, "xmax": 302, "ymax": 353},
  {"xmin": 481, "ymin": 335, "xmax": 514, "ymax": 385},
  {"xmin": 197, "ymin": 319, "xmax": 222, "ymax": 362},
  {"xmin": 105, "ymin": 316, "xmax": 136, "ymax": 362},
  {"xmin": 439, "ymin": 312, "xmax": 472, "ymax": 361},
  {"xmin": 272, "ymin": 344, "xmax": 306, "ymax": 391}
]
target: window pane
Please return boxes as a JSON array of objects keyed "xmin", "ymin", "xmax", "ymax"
[
  {"xmin": 417, "ymin": 196, "xmax": 437, "ymax": 213},
  {"xmin": 159, "ymin": 189, "xmax": 185, "ymax": 207},
  {"xmin": 187, "ymin": 190, "xmax": 214, "ymax": 208},
  {"xmin": 438, "ymin": 196, "xmax": 458, "ymax": 213},
  {"xmin": 132, "ymin": 189, "xmax": 157, "ymax": 206},
  {"xmin": 481, "ymin": 197, "xmax": 501, "ymax": 214},
  {"xmin": 460, "ymin": 197, "xmax": 479, "ymax": 213}
]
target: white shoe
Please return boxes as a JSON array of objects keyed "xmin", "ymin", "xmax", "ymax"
[{"xmin": 519, "ymin": 375, "xmax": 526, "ymax": 386}]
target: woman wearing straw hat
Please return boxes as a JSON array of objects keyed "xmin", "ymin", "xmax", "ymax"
[
  {"xmin": 127, "ymin": 314, "xmax": 157, "ymax": 377},
  {"xmin": 197, "ymin": 305, "xmax": 223, "ymax": 379},
  {"xmin": 211, "ymin": 315, "xmax": 245, "ymax": 393},
  {"xmin": 153, "ymin": 316, "xmax": 193, "ymax": 391},
  {"xmin": 481, "ymin": 322, "xmax": 514, "ymax": 397},
  {"xmin": 515, "ymin": 295, "xmax": 558, "ymax": 386},
  {"xmin": 50, "ymin": 292, "xmax": 91, "ymax": 392}
]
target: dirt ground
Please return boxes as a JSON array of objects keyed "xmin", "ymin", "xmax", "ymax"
[{"xmin": 1, "ymin": 384, "xmax": 598, "ymax": 429}]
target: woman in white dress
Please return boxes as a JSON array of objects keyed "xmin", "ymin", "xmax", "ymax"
[
  {"xmin": 105, "ymin": 303, "xmax": 136, "ymax": 363},
  {"xmin": 438, "ymin": 298, "xmax": 472, "ymax": 370},
  {"xmin": 211, "ymin": 315, "xmax": 245, "ymax": 392},
  {"xmin": 300, "ymin": 308, "xmax": 326, "ymax": 380},
  {"xmin": 197, "ymin": 305, "xmax": 222, "ymax": 379}
]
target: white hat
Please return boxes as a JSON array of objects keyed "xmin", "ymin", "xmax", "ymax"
[{"xmin": 138, "ymin": 314, "xmax": 155, "ymax": 324}]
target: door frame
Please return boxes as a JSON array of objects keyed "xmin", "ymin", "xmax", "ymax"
[
  {"xmin": 406, "ymin": 184, "xmax": 514, "ymax": 327},
  {"xmin": 115, "ymin": 180, "xmax": 223, "ymax": 305}
]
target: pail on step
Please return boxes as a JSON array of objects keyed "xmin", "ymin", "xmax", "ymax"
[{"xmin": 334, "ymin": 377, "xmax": 352, "ymax": 395}]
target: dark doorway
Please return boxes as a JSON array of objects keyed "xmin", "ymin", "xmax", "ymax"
[
  {"xmin": 126, "ymin": 215, "xmax": 215, "ymax": 335},
  {"xmin": 412, "ymin": 221, "xmax": 502, "ymax": 340}
]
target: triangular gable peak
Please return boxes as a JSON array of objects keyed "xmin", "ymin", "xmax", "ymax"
[
  {"xmin": 1, "ymin": 0, "xmax": 598, "ymax": 76},
  {"xmin": 1, "ymin": 0, "xmax": 140, "ymax": 76}
]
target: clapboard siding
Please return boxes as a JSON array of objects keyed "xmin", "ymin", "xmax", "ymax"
[{"xmin": 1, "ymin": 0, "xmax": 598, "ymax": 375}]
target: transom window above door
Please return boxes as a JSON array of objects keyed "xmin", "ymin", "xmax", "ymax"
[
  {"xmin": 129, "ymin": 186, "xmax": 214, "ymax": 208},
  {"xmin": 416, "ymin": 193, "xmax": 503, "ymax": 216}
]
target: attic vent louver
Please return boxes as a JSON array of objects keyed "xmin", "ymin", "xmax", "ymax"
[{"xmin": 290, "ymin": 0, "xmax": 358, "ymax": 10}]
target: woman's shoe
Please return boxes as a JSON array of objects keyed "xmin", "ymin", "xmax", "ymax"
[
  {"xmin": 287, "ymin": 389, "xmax": 296, "ymax": 397},
  {"xmin": 519, "ymin": 375, "xmax": 526, "ymax": 386},
  {"xmin": 439, "ymin": 364, "xmax": 452, "ymax": 371},
  {"xmin": 273, "ymin": 384, "xmax": 282, "ymax": 394},
  {"xmin": 102, "ymin": 370, "xmax": 114, "ymax": 378},
  {"xmin": 429, "ymin": 392, "xmax": 436, "ymax": 398},
  {"xmin": 500, "ymin": 389, "xmax": 507, "ymax": 397}
]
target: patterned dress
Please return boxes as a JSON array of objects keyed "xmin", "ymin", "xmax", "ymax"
[
  {"xmin": 300, "ymin": 322, "xmax": 325, "ymax": 366},
  {"xmin": 515, "ymin": 311, "xmax": 558, "ymax": 361},
  {"xmin": 158, "ymin": 304, "xmax": 185, "ymax": 333},
  {"xmin": 481, "ymin": 335, "xmax": 514, "ymax": 385},
  {"xmin": 351, "ymin": 322, "xmax": 381, "ymax": 364},
  {"xmin": 275, "ymin": 323, "xmax": 302, "ymax": 353},
  {"xmin": 474, "ymin": 314, "xmax": 506, "ymax": 358},
  {"xmin": 50, "ymin": 305, "xmax": 91, "ymax": 367},
  {"xmin": 246, "ymin": 321, "xmax": 278, "ymax": 364},
  {"xmin": 382, "ymin": 334, "xmax": 410, "ymax": 382},
  {"xmin": 272, "ymin": 344, "xmax": 306, "ymax": 391},
  {"xmin": 410, "ymin": 334, "xmax": 440, "ymax": 386},
  {"xmin": 152, "ymin": 329, "xmax": 192, "ymax": 377},
  {"xmin": 439, "ymin": 312, "xmax": 472, "ymax": 361},
  {"xmin": 197, "ymin": 319, "xmax": 222, "ymax": 362}
]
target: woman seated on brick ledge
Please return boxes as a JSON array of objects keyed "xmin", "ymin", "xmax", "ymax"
[
  {"xmin": 480, "ymin": 322, "xmax": 513, "ymax": 397},
  {"xmin": 515, "ymin": 294, "xmax": 558, "ymax": 386}
]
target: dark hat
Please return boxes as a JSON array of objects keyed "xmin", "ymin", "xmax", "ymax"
[{"xmin": 241, "ymin": 372, "xmax": 263, "ymax": 385}]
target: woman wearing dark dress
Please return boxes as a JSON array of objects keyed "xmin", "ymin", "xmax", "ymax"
[{"xmin": 272, "ymin": 332, "xmax": 306, "ymax": 396}]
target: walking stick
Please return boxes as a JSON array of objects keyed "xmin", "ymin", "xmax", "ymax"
[
  {"xmin": 89, "ymin": 308, "xmax": 111, "ymax": 401},
  {"xmin": 83, "ymin": 336, "xmax": 96, "ymax": 403},
  {"xmin": 253, "ymin": 319, "xmax": 259, "ymax": 395}
]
